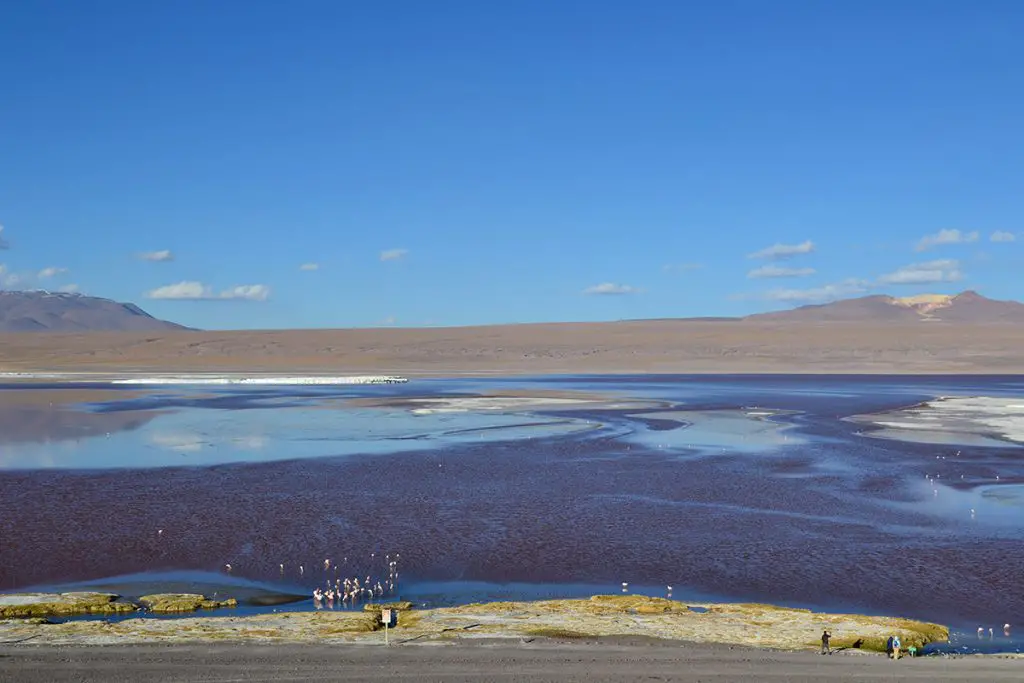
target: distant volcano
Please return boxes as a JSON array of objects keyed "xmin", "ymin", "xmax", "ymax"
[
  {"xmin": 0, "ymin": 291, "xmax": 190, "ymax": 331},
  {"xmin": 745, "ymin": 291, "xmax": 1024, "ymax": 323}
]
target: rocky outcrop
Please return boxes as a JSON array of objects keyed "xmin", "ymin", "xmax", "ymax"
[
  {"xmin": 0, "ymin": 592, "xmax": 135, "ymax": 618},
  {"xmin": 138, "ymin": 594, "xmax": 237, "ymax": 613},
  {"xmin": 0, "ymin": 591, "xmax": 238, "ymax": 617}
]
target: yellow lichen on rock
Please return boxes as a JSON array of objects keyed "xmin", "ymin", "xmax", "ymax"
[
  {"xmin": 362, "ymin": 601, "xmax": 414, "ymax": 612},
  {"xmin": 0, "ymin": 592, "xmax": 136, "ymax": 618},
  {"xmin": 138, "ymin": 594, "xmax": 238, "ymax": 613}
]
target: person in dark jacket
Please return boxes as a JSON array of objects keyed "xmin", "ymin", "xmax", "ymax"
[{"xmin": 820, "ymin": 629, "xmax": 832, "ymax": 655}]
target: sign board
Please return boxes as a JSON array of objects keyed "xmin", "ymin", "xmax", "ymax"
[{"xmin": 381, "ymin": 609, "xmax": 395, "ymax": 627}]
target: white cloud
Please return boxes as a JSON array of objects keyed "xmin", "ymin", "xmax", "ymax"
[
  {"xmin": 877, "ymin": 259, "xmax": 962, "ymax": 285},
  {"xmin": 582, "ymin": 282, "xmax": 642, "ymax": 295},
  {"xmin": 990, "ymin": 230, "xmax": 1016, "ymax": 243},
  {"xmin": 299, "ymin": 263, "xmax": 320, "ymax": 271},
  {"xmin": 57, "ymin": 284, "xmax": 80, "ymax": 293},
  {"xmin": 914, "ymin": 229, "xmax": 979, "ymax": 252},
  {"xmin": 139, "ymin": 249, "xmax": 175, "ymax": 262},
  {"xmin": 146, "ymin": 281, "xmax": 210, "ymax": 299},
  {"xmin": 145, "ymin": 281, "xmax": 271, "ymax": 301},
  {"xmin": 220, "ymin": 285, "xmax": 271, "ymax": 301},
  {"xmin": 762, "ymin": 278, "xmax": 869, "ymax": 303},
  {"xmin": 38, "ymin": 266, "xmax": 68, "ymax": 279},
  {"xmin": 0, "ymin": 224, "xmax": 8, "ymax": 249},
  {"xmin": 748, "ymin": 240, "xmax": 815, "ymax": 260},
  {"xmin": 747, "ymin": 265, "xmax": 816, "ymax": 279},
  {"xmin": 378, "ymin": 315, "xmax": 398, "ymax": 326},
  {"xmin": 380, "ymin": 248, "xmax": 408, "ymax": 262},
  {"xmin": 0, "ymin": 265, "xmax": 15, "ymax": 288},
  {"xmin": 663, "ymin": 263, "xmax": 703, "ymax": 273}
]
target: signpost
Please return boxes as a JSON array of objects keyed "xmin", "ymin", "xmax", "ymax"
[{"xmin": 382, "ymin": 608, "xmax": 394, "ymax": 645}]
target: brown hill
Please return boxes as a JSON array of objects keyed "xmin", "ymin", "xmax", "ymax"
[
  {"xmin": 744, "ymin": 291, "xmax": 1024, "ymax": 324},
  {"xmin": 0, "ymin": 291, "xmax": 189, "ymax": 332}
]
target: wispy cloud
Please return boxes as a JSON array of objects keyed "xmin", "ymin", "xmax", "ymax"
[
  {"xmin": 747, "ymin": 265, "xmax": 816, "ymax": 279},
  {"xmin": 662, "ymin": 263, "xmax": 703, "ymax": 274},
  {"xmin": 145, "ymin": 281, "xmax": 271, "ymax": 301},
  {"xmin": 990, "ymin": 230, "xmax": 1017, "ymax": 243},
  {"xmin": 914, "ymin": 229, "xmax": 979, "ymax": 252},
  {"xmin": 378, "ymin": 315, "xmax": 398, "ymax": 326},
  {"xmin": 0, "ymin": 224, "xmax": 8, "ymax": 250},
  {"xmin": 748, "ymin": 240, "xmax": 815, "ymax": 260},
  {"xmin": 38, "ymin": 266, "xmax": 68, "ymax": 279},
  {"xmin": 582, "ymin": 282, "xmax": 642, "ymax": 295},
  {"xmin": 761, "ymin": 278, "xmax": 869, "ymax": 303},
  {"xmin": 139, "ymin": 249, "xmax": 175, "ymax": 262},
  {"xmin": 220, "ymin": 285, "xmax": 271, "ymax": 301},
  {"xmin": 57, "ymin": 284, "xmax": 80, "ymax": 293},
  {"xmin": 299, "ymin": 262, "xmax": 320, "ymax": 271},
  {"xmin": 0, "ymin": 264, "xmax": 17, "ymax": 287},
  {"xmin": 877, "ymin": 259, "xmax": 962, "ymax": 285},
  {"xmin": 380, "ymin": 248, "xmax": 408, "ymax": 262}
]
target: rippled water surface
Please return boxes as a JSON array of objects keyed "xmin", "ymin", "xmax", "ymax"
[{"xmin": 1, "ymin": 374, "xmax": 1022, "ymax": 645}]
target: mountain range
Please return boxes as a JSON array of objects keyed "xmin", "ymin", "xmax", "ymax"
[
  {"xmin": 743, "ymin": 291, "xmax": 1024, "ymax": 324},
  {"xmin": 0, "ymin": 291, "xmax": 189, "ymax": 332},
  {"xmin": 0, "ymin": 289, "xmax": 1023, "ymax": 332}
]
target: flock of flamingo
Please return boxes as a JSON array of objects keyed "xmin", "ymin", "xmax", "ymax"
[{"xmin": 220, "ymin": 550, "xmax": 402, "ymax": 610}]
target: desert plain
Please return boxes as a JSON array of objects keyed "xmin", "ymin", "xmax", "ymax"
[{"xmin": 3, "ymin": 320, "xmax": 1024, "ymax": 376}]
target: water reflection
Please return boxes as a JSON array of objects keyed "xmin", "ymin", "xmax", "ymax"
[{"xmin": 0, "ymin": 387, "xmax": 602, "ymax": 469}]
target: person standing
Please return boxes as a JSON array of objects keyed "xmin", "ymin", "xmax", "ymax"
[
  {"xmin": 820, "ymin": 629, "xmax": 831, "ymax": 655},
  {"xmin": 891, "ymin": 634, "xmax": 901, "ymax": 660}
]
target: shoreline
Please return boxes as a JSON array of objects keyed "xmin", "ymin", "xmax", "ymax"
[
  {"xmin": 4, "ymin": 370, "xmax": 1024, "ymax": 387},
  {"xmin": 0, "ymin": 594, "xmax": 951, "ymax": 654}
]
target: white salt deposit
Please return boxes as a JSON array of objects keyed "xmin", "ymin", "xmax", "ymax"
[
  {"xmin": 852, "ymin": 396, "xmax": 1024, "ymax": 445},
  {"xmin": 111, "ymin": 375, "xmax": 408, "ymax": 385},
  {"xmin": 407, "ymin": 396, "xmax": 594, "ymax": 414},
  {"xmin": 1, "ymin": 372, "xmax": 408, "ymax": 384}
]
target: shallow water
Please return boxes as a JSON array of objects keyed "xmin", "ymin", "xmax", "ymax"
[{"xmin": 1, "ymin": 375, "xmax": 1022, "ymax": 650}]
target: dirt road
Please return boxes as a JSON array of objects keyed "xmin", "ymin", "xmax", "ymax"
[{"xmin": 0, "ymin": 640, "xmax": 1019, "ymax": 683}]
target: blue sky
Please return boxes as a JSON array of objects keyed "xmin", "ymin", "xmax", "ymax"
[{"xmin": 1, "ymin": 0, "xmax": 1022, "ymax": 330}]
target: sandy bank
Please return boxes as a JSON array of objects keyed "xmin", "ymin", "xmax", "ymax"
[{"xmin": 4, "ymin": 321, "xmax": 1024, "ymax": 376}]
